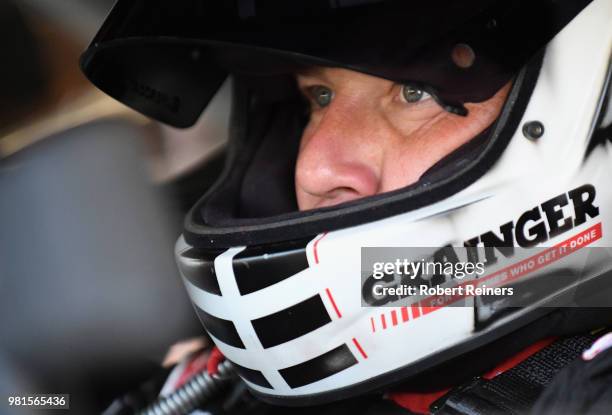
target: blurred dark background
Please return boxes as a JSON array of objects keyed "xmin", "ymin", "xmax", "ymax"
[{"xmin": 0, "ymin": 1, "xmax": 229, "ymax": 413}]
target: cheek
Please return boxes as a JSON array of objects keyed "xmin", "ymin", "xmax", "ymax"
[
  {"xmin": 381, "ymin": 107, "xmax": 498, "ymax": 190},
  {"xmin": 413, "ymin": 113, "xmax": 485, "ymax": 160}
]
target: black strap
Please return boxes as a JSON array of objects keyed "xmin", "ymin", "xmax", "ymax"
[{"xmin": 430, "ymin": 334, "xmax": 598, "ymax": 415}]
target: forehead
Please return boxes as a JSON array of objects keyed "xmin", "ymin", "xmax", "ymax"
[{"xmin": 295, "ymin": 66, "xmax": 392, "ymax": 87}]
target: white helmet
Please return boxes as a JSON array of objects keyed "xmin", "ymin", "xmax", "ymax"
[{"xmin": 82, "ymin": 0, "xmax": 612, "ymax": 405}]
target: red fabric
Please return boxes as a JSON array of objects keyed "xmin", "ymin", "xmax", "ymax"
[
  {"xmin": 173, "ymin": 347, "xmax": 226, "ymax": 390},
  {"xmin": 389, "ymin": 338, "xmax": 556, "ymax": 414},
  {"xmin": 207, "ymin": 346, "xmax": 225, "ymax": 375},
  {"xmin": 388, "ymin": 389, "xmax": 450, "ymax": 414},
  {"xmin": 174, "ymin": 352, "xmax": 209, "ymax": 389}
]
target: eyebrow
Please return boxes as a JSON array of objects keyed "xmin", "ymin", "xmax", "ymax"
[{"xmin": 295, "ymin": 66, "xmax": 330, "ymax": 84}]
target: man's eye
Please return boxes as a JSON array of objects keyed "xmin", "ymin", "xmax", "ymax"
[
  {"xmin": 308, "ymin": 85, "xmax": 333, "ymax": 108},
  {"xmin": 401, "ymin": 85, "xmax": 431, "ymax": 104}
]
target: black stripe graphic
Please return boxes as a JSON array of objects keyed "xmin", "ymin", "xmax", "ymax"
[
  {"xmin": 229, "ymin": 360, "xmax": 272, "ymax": 389},
  {"xmin": 252, "ymin": 295, "xmax": 331, "ymax": 349},
  {"xmin": 179, "ymin": 249, "xmax": 221, "ymax": 296},
  {"xmin": 233, "ymin": 241, "xmax": 309, "ymax": 295},
  {"xmin": 194, "ymin": 306, "xmax": 245, "ymax": 349},
  {"xmin": 279, "ymin": 344, "xmax": 357, "ymax": 388}
]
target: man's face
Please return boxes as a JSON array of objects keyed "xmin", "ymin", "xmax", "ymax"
[{"xmin": 295, "ymin": 67, "xmax": 511, "ymax": 211}]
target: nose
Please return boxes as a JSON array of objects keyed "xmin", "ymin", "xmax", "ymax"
[{"xmin": 295, "ymin": 102, "xmax": 381, "ymax": 210}]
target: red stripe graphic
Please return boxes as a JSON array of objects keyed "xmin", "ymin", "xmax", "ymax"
[
  {"xmin": 371, "ymin": 317, "xmax": 376, "ymax": 333},
  {"xmin": 411, "ymin": 304, "xmax": 421, "ymax": 318},
  {"xmin": 326, "ymin": 288, "xmax": 342, "ymax": 318},
  {"xmin": 381, "ymin": 314, "xmax": 387, "ymax": 329},
  {"xmin": 401, "ymin": 306, "xmax": 409, "ymax": 322},
  {"xmin": 421, "ymin": 306, "xmax": 438, "ymax": 315},
  {"xmin": 352, "ymin": 337, "xmax": 368, "ymax": 359},
  {"xmin": 391, "ymin": 310, "xmax": 398, "ymax": 326},
  {"xmin": 313, "ymin": 232, "xmax": 328, "ymax": 265}
]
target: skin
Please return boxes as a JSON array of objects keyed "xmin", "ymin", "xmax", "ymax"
[{"xmin": 294, "ymin": 67, "xmax": 511, "ymax": 211}]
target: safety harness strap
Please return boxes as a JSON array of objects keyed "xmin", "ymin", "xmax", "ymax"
[{"xmin": 430, "ymin": 335, "xmax": 597, "ymax": 415}]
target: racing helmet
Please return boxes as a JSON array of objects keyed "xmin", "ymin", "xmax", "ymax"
[{"xmin": 81, "ymin": 0, "xmax": 612, "ymax": 405}]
